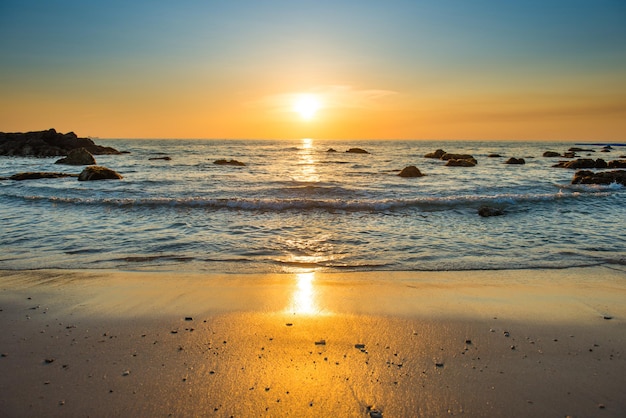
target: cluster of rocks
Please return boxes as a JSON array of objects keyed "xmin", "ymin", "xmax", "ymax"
[
  {"xmin": 552, "ymin": 158, "xmax": 626, "ymax": 169},
  {"xmin": 0, "ymin": 130, "xmax": 124, "ymax": 181},
  {"xmin": 424, "ymin": 149, "xmax": 478, "ymax": 167},
  {"xmin": 572, "ymin": 170, "xmax": 626, "ymax": 186},
  {"xmin": 0, "ymin": 129, "xmax": 121, "ymax": 157}
]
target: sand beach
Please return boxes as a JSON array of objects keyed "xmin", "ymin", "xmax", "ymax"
[{"xmin": 1, "ymin": 267, "xmax": 625, "ymax": 417}]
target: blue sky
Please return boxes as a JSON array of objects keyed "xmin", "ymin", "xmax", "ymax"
[{"xmin": 1, "ymin": 0, "xmax": 625, "ymax": 139}]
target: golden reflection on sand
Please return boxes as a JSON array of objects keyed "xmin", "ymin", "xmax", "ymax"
[{"xmin": 288, "ymin": 272, "xmax": 320, "ymax": 315}]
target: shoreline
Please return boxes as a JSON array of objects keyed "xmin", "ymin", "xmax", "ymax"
[{"xmin": 1, "ymin": 267, "xmax": 625, "ymax": 417}]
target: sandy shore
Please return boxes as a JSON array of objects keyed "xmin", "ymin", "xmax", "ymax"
[{"xmin": 0, "ymin": 267, "xmax": 625, "ymax": 417}]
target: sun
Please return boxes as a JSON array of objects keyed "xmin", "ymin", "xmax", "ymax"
[{"xmin": 293, "ymin": 94, "xmax": 321, "ymax": 120}]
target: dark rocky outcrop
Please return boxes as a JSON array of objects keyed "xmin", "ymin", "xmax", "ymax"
[
  {"xmin": 214, "ymin": 159, "xmax": 245, "ymax": 166},
  {"xmin": 572, "ymin": 170, "xmax": 626, "ymax": 186},
  {"xmin": 424, "ymin": 149, "xmax": 446, "ymax": 159},
  {"xmin": 543, "ymin": 151, "xmax": 561, "ymax": 158},
  {"xmin": 346, "ymin": 148, "xmax": 369, "ymax": 154},
  {"xmin": 478, "ymin": 206, "xmax": 505, "ymax": 217},
  {"xmin": 8, "ymin": 172, "xmax": 78, "ymax": 181},
  {"xmin": 505, "ymin": 157, "xmax": 525, "ymax": 165},
  {"xmin": 553, "ymin": 158, "xmax": 611, "ymax": 169},
  {"xmin": 487, "ymin": 154, "xmax": 502, "ymax": 158},
  {"xmin": 445, "ymin": 159, "xmax": 476, "ymax": 167},
  {"xmin": 569, "ymin": 147, "xmax": 595, "ymax": 153},
  {"xmin": 149, "ymin": 156, "xmax": 172, "ymax": 161},
  {"xmin": 0, "ymin": 129, "xmax": 121, "ymax": 157},
  {"xmin": 54, "ymin": 148, "xmax": 96, "ymax": 165},
  {"xmin": 608, "ymin": 160, "xmax": 626, "ymax": 168},
  {"xmin": 326, "ymin": 148, "xmax": 337, "ymax": 153},
  {"xmin": 77, "ymin": 166, "xmax": 123, "ymax": 181},
  {"xmin": 398, "ymin": 166, "xmax": 425, "ymax": 178}
]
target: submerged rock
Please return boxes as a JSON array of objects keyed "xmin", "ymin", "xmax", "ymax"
[
  {"xmin": 478, "ymin": 206, "xmax": 505, "ymax": 217},
  {"xmin": 149, "ymin": 156, "xmax": 171, "ymax": 161},
  {"xmin": 9, "ymin": 172, "xmax": 77, "ymax": 181},
  {"xmin": 505, "ymin": 157, "xmax": 525, "ymax": 165},
  {"xmin": 398, "ymin": 165, "xmax": 425, "ymax": 177},
  {"xmin": 608, "ymin": 160, "xmax": 626, "ymax": 168},
  {"xmin": 77, "ymin": 166, "xmax": 123, "ymax": 181},
  {"xmin": 55, "ymin": 148, "xmax": 96, "ymax": 165}
]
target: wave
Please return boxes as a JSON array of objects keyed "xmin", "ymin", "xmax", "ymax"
[{"xmin": 6, "ymin": 188, "xmax": 617, "ymax": 213}]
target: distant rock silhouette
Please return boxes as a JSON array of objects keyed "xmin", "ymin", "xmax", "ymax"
[
  {"xmin": 445, "ymin": 159, "xmax": 476, "ymax": 167},
  {"xmin": 326, "ymin": 148, "xmax": 338, "ymax": 153},
  {"xmin": 487, "ymin": 154, "xmax": 502, "ymax": 158},
  {"xmin": 505, "ymin": 157, "xmax": 525, "ymax": 165},
  {"xmin": 543, "ymin": 151, "xmax": 561, "ymax": 158},
  {"xmin": 149, "ymin": 156, "xmax": 172, "ymax": 161},
  {"xmin": 608, "ymin": 160, "xmax": 626, "ymax": 168},
  {"xmin": 0, "ymin": 129, "xmax": 121, "ymax": 157}
]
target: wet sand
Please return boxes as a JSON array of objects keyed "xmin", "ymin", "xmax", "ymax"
[{"xmin": 0, "ymin": 267, "xmax": 625, "ymax": 417}]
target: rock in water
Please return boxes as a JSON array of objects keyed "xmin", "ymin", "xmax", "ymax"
[
  {"xmin": 424, "ymin": 149, "xmax": 446, "ymax": 159},
  {"xmin": 478, "ymin": 206, "xmax": 505, "ymax": 217},
  {"xmin": 543, "ymin": 151, "xmax": 561, "ymax": 158},
  {"xmin": 505, "ymin": 157, "xmax": 525, "ymax": 165},
  {"xmin": 346, "ymin": 148, "xmax": 369, "ymax": 154},
  {"xmin": 398, "ymin": 166, "xmax": 425, "ymax": 177},
  {"xmin": 55, "ymin": 148, "xmax": 96, "ymax": 165},
  {"xmin": 78, "ymin": 166, "xmax": 123, "ymax": 181},
  {"xmin": 445, "ymin": 159, "xmax": 476, "ymax": 167},
  {"xmin": 0, "ymin": 129, "xmax": 121, "ymax": 156},
  {"xmin": 9, "ymin": 172, "xmax": 77, "ymax": 181},
  {"xmin": 213, "ymin": 159, "xmax": 246, "ymax": 166},
  {"xmin": 571, "ymin": 170, "xmax": 626, "ymax": 186}
]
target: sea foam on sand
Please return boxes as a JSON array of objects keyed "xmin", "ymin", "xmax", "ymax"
[{"xmin": 0, "ymin": 267, "xmax": 625, "ymax": 417}]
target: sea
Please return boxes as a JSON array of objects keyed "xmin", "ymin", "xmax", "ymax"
[{"xmin": 1, "ymin": 139, "xmax": 624, "ymax": 274}]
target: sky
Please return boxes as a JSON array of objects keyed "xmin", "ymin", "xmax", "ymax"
[{"xmin": 1, "ymin": 0, "xmax": 625, "ymax": 140}]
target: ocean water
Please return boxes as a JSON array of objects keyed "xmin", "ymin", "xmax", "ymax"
[{"xmin": 1, "ymin": 139, "xmax": 624, "ymax": 274}]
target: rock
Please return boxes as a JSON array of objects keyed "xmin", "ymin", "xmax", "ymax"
[
  {"xmin": 563, "ymin": 151, "xmax": 577, "ymax": 158},
  {"xmin": 9, "ymin": 172, "xmax": 77, "ymax": 181},
  {"xmin": 553, "ymin": 158, "xmax": 606, "ymax": 169},
  {"xmin": 398, "ymin": 166, "xmax": 425, "ymax": 177},
  {"xmin": 543, "ymin": 151, "xmax": 561, "ymax": 158},
  {"xmin": 571, "ymin": 170, "xmax": 626, "ymax": 186},
  {"xmin": 487, "ymin": 154, "xmax": 502, "ymax": 158},
  {"xmin": 505, "ymin": 157, "xmax": 525, "ymax": 165},
  {"xmin": 213, "ymin": 159, "xmax": 245, "ymax": 166},
  {"xmin": 445, "ymin": 159, "xmax": 476, "ymax": 167},
  {"xmin": 478, "ymin": 206, "xmax": 504, "ymax": 217},
  {"xmin": 424, "ymin": 149, "xmax": 446, "ymax": 159},
  {"xmin": 569, "ymin": 147, "xmax": 595, "ymax": 153},
  {"xmin": 149, "ymin": 156, "xmax": 171, "ymax": 161},
  {"xmin": 326, "ymin": 148, "xmax": 337, "ymax": 153},
  {"xmin": 77, "ymin": 166, "xmax": 123, "ymax": 181},
  {"xmin": 0, "ymin": 129, "xmax": 121, "ymax": 157},
  {"xmin": 441, "ymin": 153, "xmax": 476, "ymax": 163},
  {"xmin": 54, "ymin": 148, "xmax": 96, "ymax": 165},
  {"xmin": 346, "ymin": 148, "xmax": 369, "ymax": 154},
  {"xmin": 608, "ymin": 160, "xmax": 626, "ymax": 168}
]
